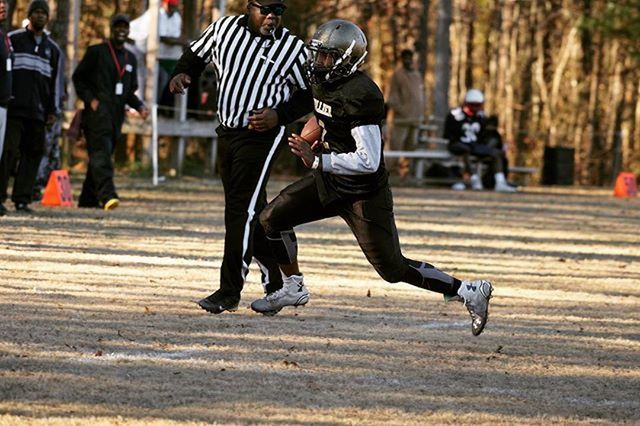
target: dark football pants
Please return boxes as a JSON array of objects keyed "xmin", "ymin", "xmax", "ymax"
[
  {"xmin": 0, "ymin": 117, "xmax": 46, "ymax": 205},
  {"xmin": 260, "ymin": 174, "xmax": 461, "ymax": 296},
  {"xmin": 449, "ymin": 141, "xmax": 504, "ymax": 175},
  {"xmin": 79, "ymin": 126, "xmax": 118, "ymax": 207},
  {"xmin": 216, "ymin": 126, "xmax": 285, "ymax": 297}
]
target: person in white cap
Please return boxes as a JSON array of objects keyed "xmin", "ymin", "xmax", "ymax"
[{"xmin": 444, "ymin": 89, "xmax": 515, "ymax": 192}]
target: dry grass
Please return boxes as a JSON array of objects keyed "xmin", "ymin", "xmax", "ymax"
[{"xmin": 1, "ymin": 178, "xmax": 639, "ymax": 425}]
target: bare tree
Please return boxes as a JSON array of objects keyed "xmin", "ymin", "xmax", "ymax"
[{"xmin": 432, "ymin": 0, "xmax": 451, "ymax": 120}]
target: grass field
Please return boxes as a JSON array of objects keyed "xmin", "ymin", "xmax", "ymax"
[{"xmin": 1, "ymin": 178, "xmax": 639, "ymax": 425}]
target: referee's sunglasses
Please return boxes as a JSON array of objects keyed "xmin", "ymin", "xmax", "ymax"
[{"xmin": 249, "ymin": 2, "xmax": 286, "ymax": 16}]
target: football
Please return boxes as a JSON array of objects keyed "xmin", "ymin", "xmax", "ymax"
[{"xmin": 300, "ymin": 116, "xmax": 322, "ymax": 143}]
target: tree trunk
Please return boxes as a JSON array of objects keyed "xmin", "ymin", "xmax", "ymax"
[
  {"xmin": 585, "ymin": 38, "xmax": 602, "ymax": 185},
  {"xmin": 575, "ymin": 0, "xmax": 593, "ymax": 184},
  {"xmin": 515, "ymin": 0, "xmax": 537, "ymax": 168},
  {"xmin": 504, "ymin": 2, "xmax": 519, "ymax": 144},
  {"xmin": 484, "ymin": 1, "xmax": 501, "ymax": 115},
  {"xmin": 450, "ymin": 2, "xmax": 461, "ymax": 98},
  {"xmin": 182, "ymin": 0, "xmax": 198, "ymax": 39},
  {"xmin": 6, "ymin": 0, "xmax": 17, "ymax": 29},
  {"xmin": 495, "ymin": 0, "xmax": 513, "ymax": 133},
  {"xmin": 416, "ymin": 0, "xmax": 430, "ymax": 78},
  {"xmin": 607, "ymin": 41, "xmax": 623, "ymax": 184},
  {"xmin": 464, "ymin": 1, "xmax": 475, "ymax": 89},
  {"xmin": 49, "ymin": 0, "xmax": 69, "ymax": 48},
  {"xmin": 432, "ymin": 0, "xmax": 452, "ymax": 120}
]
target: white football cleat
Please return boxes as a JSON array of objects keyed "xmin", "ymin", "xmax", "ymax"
[
  {"xmin": 457, "ymin": 280, "xmax": 493, "ymax": 336},
  {"xmin": 251, "ymin": 274, "xmax": 309, "ymax": 314}
]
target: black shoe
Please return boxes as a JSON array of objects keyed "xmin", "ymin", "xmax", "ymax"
[
  {"xmin": 15, "ymin": 203, "xmax": 34, "ymax": 213},
  {"xmin": 197, "ymin": 290, "xmax": 240, "ymax": 314},
  {"xmin": 0, "ymin": 204, "xmax": 6, "ymax": 216}
]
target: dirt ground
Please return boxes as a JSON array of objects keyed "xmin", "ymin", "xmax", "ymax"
[{"xmin": 0, "ymin": 178, "xmax": 639, "ymax": 425}]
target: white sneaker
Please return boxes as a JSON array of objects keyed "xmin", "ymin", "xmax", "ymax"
[
  {"xmin": 495, "ymin": 180, "xmax": 517, "ymax": 193},
  {"xmin": 470, "ymin": 174, "xmax": 484, "ymax": 191},
  {"xmin": 451, "ymin": 182, "xmax": 466, "ymax": 191},
  {"xmin": 251, "ymin": 274, "xmax": 309, "ymax": 314},
  {"xmin": 458, "ymin": 280, "xmax": 493, "ymax": 336}
]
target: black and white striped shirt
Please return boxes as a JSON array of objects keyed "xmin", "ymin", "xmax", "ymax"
[{"xmin": 189, "ymin": 15, "xmax": 308, "ymax": 129}]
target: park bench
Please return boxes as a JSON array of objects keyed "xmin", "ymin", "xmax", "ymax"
[{"xmin": 384, "ymin": 123, "xmax": 537, "ymax": 185}]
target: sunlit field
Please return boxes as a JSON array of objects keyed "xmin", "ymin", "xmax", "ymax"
[{"xmin": 1, "ymin": 178, "xmax": 639, "ymax": 425}]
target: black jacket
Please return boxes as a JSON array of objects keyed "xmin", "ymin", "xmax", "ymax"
[
  {"xmin": 0, "ymin": 29, "xmax": 12, "ymax": 107},
  {"xmin": 7, "ymin": 28, "xmax": 61, "ymax": 121},
  {"xmin": 72, "ymin": 41, "xmax": 143, "ymax": 135}
]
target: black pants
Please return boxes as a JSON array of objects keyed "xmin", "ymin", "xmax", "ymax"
[
  {"xmin": 260, "ymin": 174, "xmax": 461, "ymax": 295},
  {"xmin": 78, "ymin": 126, "xmax": 118, "ymax": 207},
  {"xmin": 449, "ymin": 141, "xmax": 505, "ymax": 175},
  {"xmin": 0, "ymin": 117, "xmax": 46, "ymax": 205},
  {"xmin": 216, "ymin": 126, "xmax": 285, "ymax": 297}
]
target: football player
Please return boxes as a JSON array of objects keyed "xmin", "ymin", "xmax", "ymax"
[
  {"xmin": 445, "ymin": 89, "xmax": 516, "ymax": 192},
  {"xmin": 250, "ymin": 20, "xmax": 494, "ymax": 336}
]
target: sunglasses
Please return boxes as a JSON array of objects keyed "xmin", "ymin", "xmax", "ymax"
[{"xmin": 249, "ymin": 2, "xmax": 286, "ymax": 16}]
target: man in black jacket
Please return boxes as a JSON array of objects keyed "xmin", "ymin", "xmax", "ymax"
[
  {"xmin": 0, "ymin": 0, "xmax": 61, "ymax": 214},
  {"xmin": 0, "ymin": 0, "xmax": 11, "ymax": 216},
  {"xmin": 73, "ymin": 14, "xmax": 148, "ymax": 210}
]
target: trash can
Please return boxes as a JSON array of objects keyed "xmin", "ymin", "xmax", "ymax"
[{"xmin": 542, "ymin": 146, "xmax": 574, "ymax": 185}]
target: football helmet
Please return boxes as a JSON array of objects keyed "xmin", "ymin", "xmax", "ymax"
[
  {"xmin": 464, "ymin": 89, "xmax": 484, "ymax": 104},
  {"xmin": 306, "ymin": 19, "xmax": 368, "ymax": 84}
]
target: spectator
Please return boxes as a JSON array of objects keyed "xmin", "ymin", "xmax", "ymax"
[
  {"xmin": 250, "ymin": 19, "xmax": 494, "ymax": 337},
  {"xmin": 0, "ymin": 0, "xmax": 11, "ymax": 216},
  {"xmin": 385, "ymin": 48, "xmax": 424, "ymax": 178},
  {"xmin": 0, "ymin": 0, "xmax": 61, "ymax": 214},
  {"xmin": 169, "ymin": 0, "xmax": 312, "ymax": 314},
  {"xmin": 72, "ymin": 14, "xmax": 149, "ymax": 210},
  {"xmin": 34, "ymin": 49, "xmax": 65, "ymax": 201},
  {"xmin": 444, "ymin": 89, "xmax": 515, "ymax": 192},
  {"xmin": 128, "ymin": 0, "xmax": 186, "ymax": 104}
]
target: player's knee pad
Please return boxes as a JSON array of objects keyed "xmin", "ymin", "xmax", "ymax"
[{"xmin": 266, "ymin": 229, "xmax": 298, "ymax": 265}]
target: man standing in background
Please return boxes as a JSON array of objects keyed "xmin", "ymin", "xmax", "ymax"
[
  {"xmin": 0, "ymin": 0, "xmax": 61, "ymax": 214},
  {"xmin": 0, "ymin": 0, "xmax": 11, "ymax": 217},
  {"xmin": 73, "ymin": 14, "xmax": 149, "ymax": 211},
  {"xmin": 385, "ymin": 49, "xmax": 424, "ymax": 179}
]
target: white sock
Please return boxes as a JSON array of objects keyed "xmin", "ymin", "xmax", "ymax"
[{"xmin": 495, "ymin": 172, "xmax": 507, "ymax": 185}]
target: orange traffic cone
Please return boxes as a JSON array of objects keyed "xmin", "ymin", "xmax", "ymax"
[
  {"xmin": 41, "ymin": 170, "xmax": 74, "ymax": 206},
  {"xmin": 613, "ymin": 172, "xmax": 638, "ymax": 198}
]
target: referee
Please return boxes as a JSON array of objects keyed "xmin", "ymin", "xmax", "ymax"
[{"xmin": 170, "ymin": 0, "xmax": 312, "ymax": 314}]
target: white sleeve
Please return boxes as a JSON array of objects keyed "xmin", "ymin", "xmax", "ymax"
[
  {"xmin": 128, "ymin": 10, "xmax": 150, "ymax": 42},
  {"xmin": 320, "ymin": 125, "xmax": 381, "ymax": 175}
]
